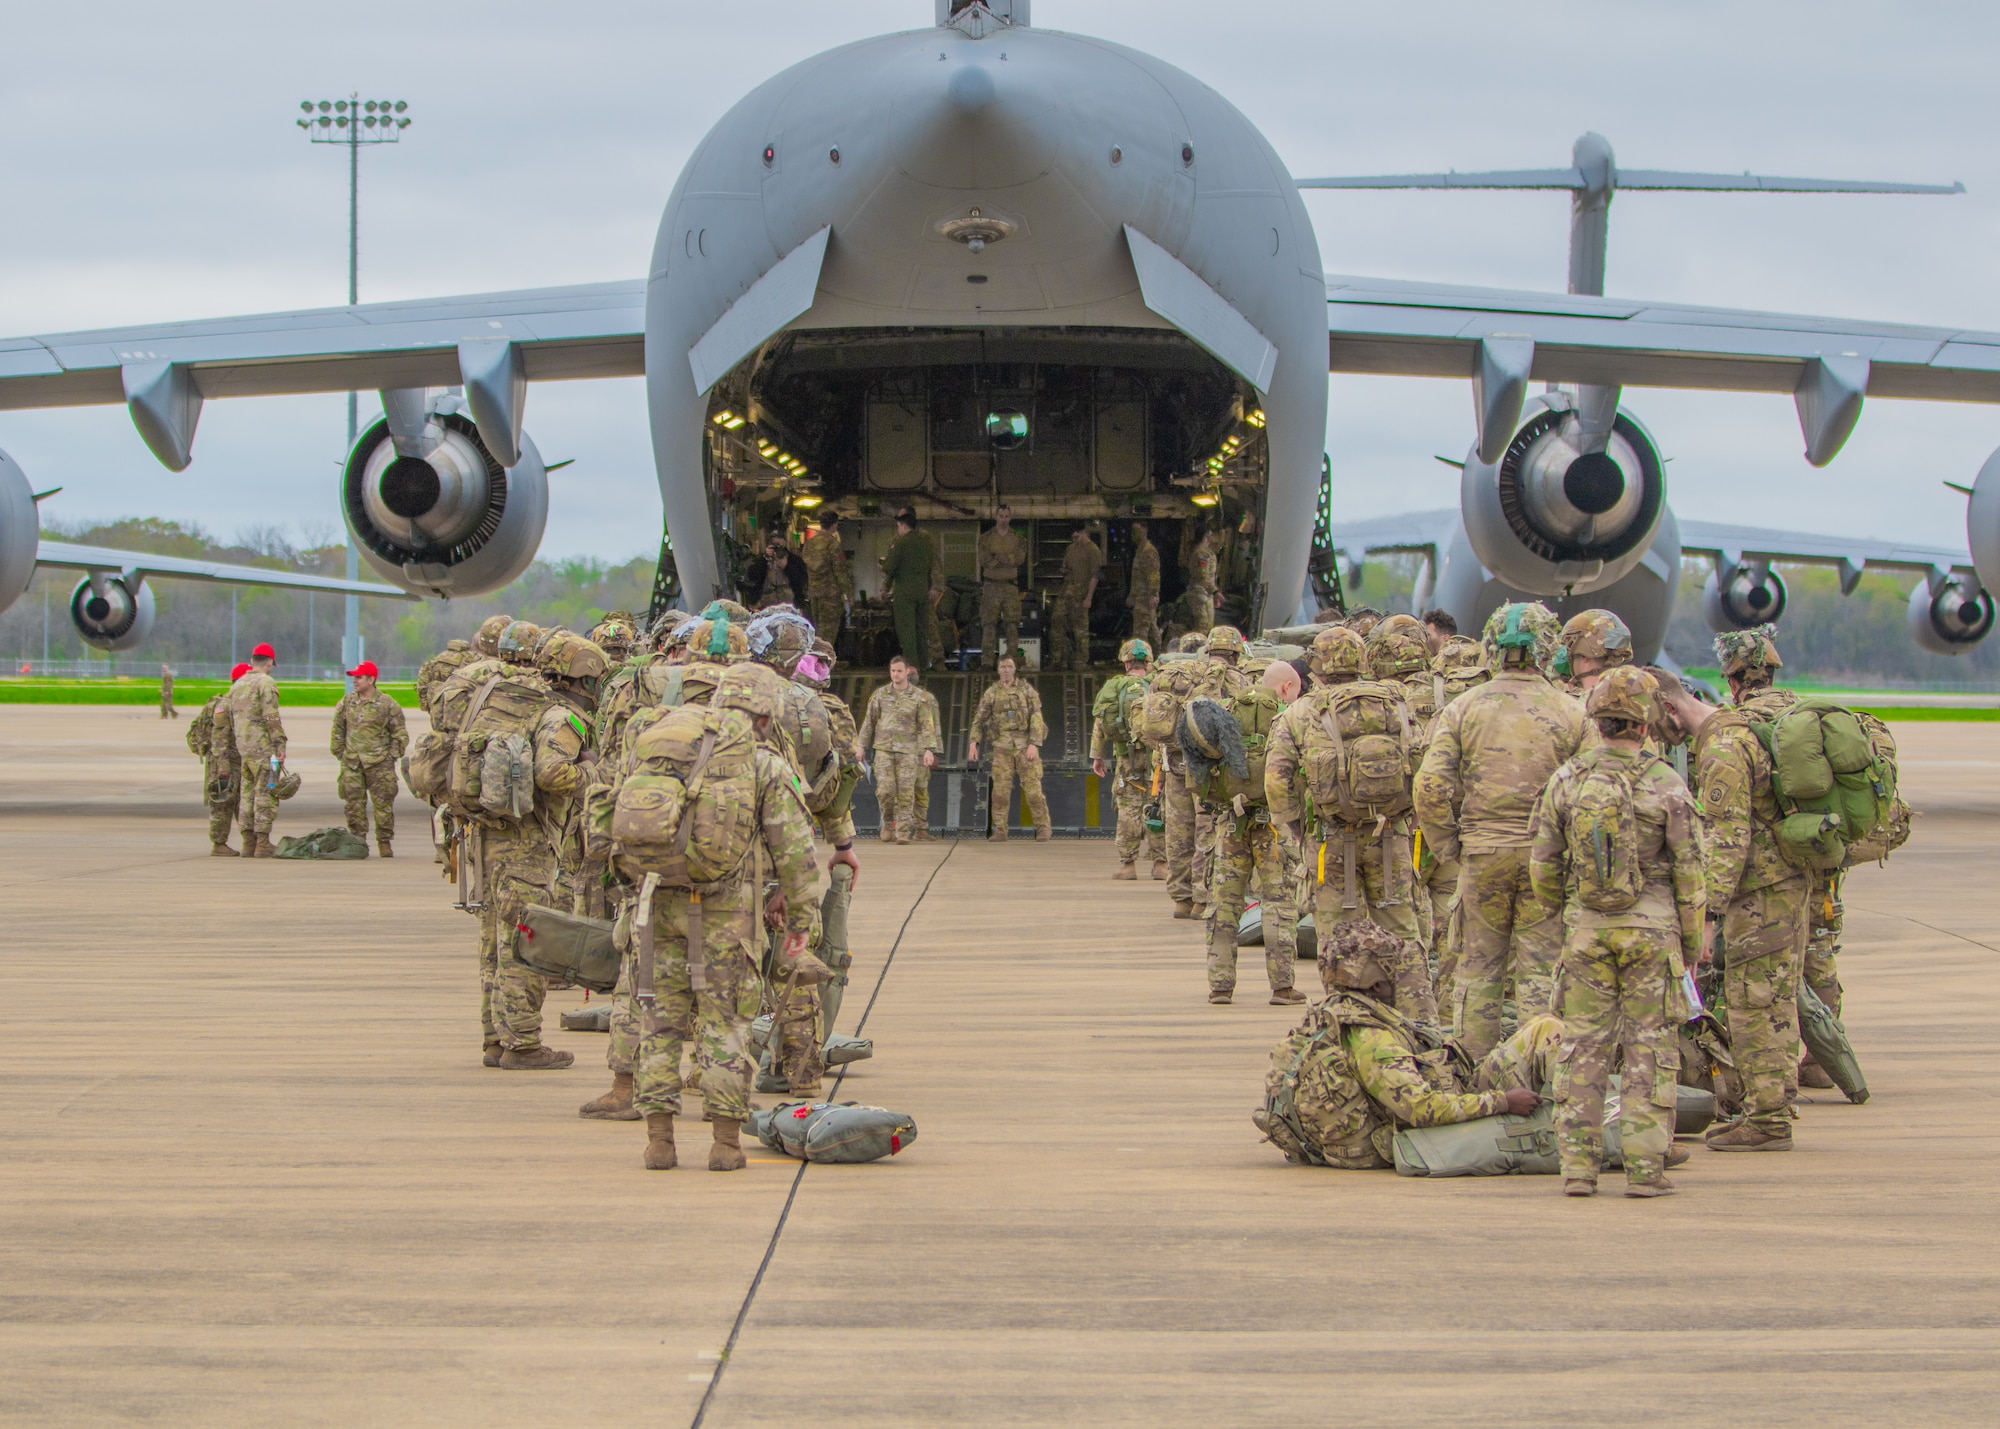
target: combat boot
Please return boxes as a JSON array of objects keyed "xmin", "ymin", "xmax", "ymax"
[
  {"xmin": 709, "ymin": 1117, "xmax": 747, "ymax": 1171},
  {"xmin": 1151, "ymin": 861, "xmax": 1168, "ymax": 881},
  {"xmin": 1563, "ymin": 1179, "xmax": 1597, "ymax": 1197},
  {"xmin": 211, "ymin": 842, "xmax": 240, "ymax": 857},
  {"xmin": 1626, "ymin": 1176, "xmax": 1676, "ymax": 1198},
  {"xmin": 580, "ymin": 1072, "xmax": 640, "ymax": 1121},
  {"xmin": 1208, "ymin": 988, "xmax": 1233, "ymax": 1004},
  {"xmin": 1269, "ymin": 987, "xmax": 1307, "ymax": 1006},
  {"xmin": 1173, "ymin": 901, "xmax": 1195, "ymax": 919},
  {"xmin": 644, "ymin": 1113, "xmax": 678, "ymax": 1170},
  {"xmin": 251, "ymin": 833, "xmax": 276, "ymax": 859},
  {"xmin": 498, "ymin": 1045, "xmax": 575, "ymax": 1070},
  {"xmin": 482, "ymin": 1041, "xmax": 503, "ymax": 1068},
  {"xmin": 912, "ymin": 827, "xmax": 936, "ymax": 842},
  {"xmin": 1798, "ymin": 1058, "xmax": 1836, "ymax": 1090},
  {"xmin": 1113, "ymin": 863, "xmax": 1137, "ymax": 880},
  {"xmin": 988, "ymin": 828, "xmax": 1008, "ymax": 842},
  {"xmin": 1035, "ymin": 826, "xmax": 1053, "ymax": 842},
  {"xmin": 1665, "ymin": 1143, "xmax": 1692, "ymax": 1169},
  {"xmin": 1707, "ymin": 1122, "xmax": 1792, "ymax": 1152},
  {"xmin": 378, "ymin": 840, "xmax": 393, "ymax": 859}
]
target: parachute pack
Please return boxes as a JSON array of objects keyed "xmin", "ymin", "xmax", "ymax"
[
  {"xmin": 1091, "ymin": 671, "xmax": 1151, "ymax": 753},
  {"xmin": 1300, "ymin": 683, "xmax": 1414, "ymax": 824},
  {"xmin": 1746, "ymin": 696, "xmax": 1899, "ymax": 871},
  {"xmin": 1561, "ymin": 747, "xmax": 1650, "ymax": 913},
  {"xmin": 513, "ymin": 904, "xmax": 620, "ymax": 994},
  {"xmin": 610, "ymin": 703, "xmax": 759, "ymax": 885},
  {"xmin": 1392, "ymin": 1082, "xmax": 1718, "ymax": 1177},
  {"xmin": 751, "ymin": 1100, "xmax": 917, "ymax": 1164}
]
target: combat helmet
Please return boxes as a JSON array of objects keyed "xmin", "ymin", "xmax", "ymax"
[
  {"xmin": 1554, "ymin": 609, "xmax": 1634, "ymax": 679},
  {"xmin": 746, "ymin": 603, "xmax": 818, "ymax": 672},
  {"xmin": 473, "ymin": 614, "xmax": 513, "ymax": 657},
  {"xmin": 1365, "ymin": 613, "xmax": 1431, "ymax": 679},
  {"xmin": 497, "ymin": 620, "xmax": 543, "ymax": 662},
  {"xmin": 1713, "ymin": 623, "xmax": 1783, "ymax": 678},
  {"xmin": 1308, "ymin": 626, "xmax": 1369, "ymax": 681},
  {"xmin": 589, "ymin": 612, "xmax": 637, "ymax": 658},
  {"xmin": 1480, "ymin": 602, "xmax": 1559, "ymax": 670},
  {"xmin": 1319, "ymin": 918, "xmax": 1404, "ymax": 996},
  {"xmin": 713, "ymin": 659, "xmax": 786, "ymax": 720},
  {"xmin": 1116, "ymin": 637, "xmax": 1153, "ymax": 665},
  {"xmin": 1205, "ymin": 625, "xmax": 1247, "ymax": 661},
  {"xmin": 1345, "ymin": 606, "xmax": 1385, "ymax": 638},
  {"xmin": 539, "ymin": 630, "xmax": 610, "ymax": 684},
  {"xmin": 1434, "ymin": 634, "xmax": 1489, "ymax": 680},
  {"xmin": 798, "ymin": 636, "xmax": 838, "ymax": 688},
  {"xmin": 1175, "ymin": 633, "xmax": 1206, "ymax": 654},
  {"xmin": 1585, "ymin": 665, "xmax": 1659, "ymax": 725},
  {"xmin": 676, "ymin": 612, "xmax": 750, "ymax": 664}
]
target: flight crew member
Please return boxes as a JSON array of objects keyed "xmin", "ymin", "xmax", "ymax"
[
  {"xmin": 229, "ymin": 642, "xmax": 288, "ymax": 859},
  {"xmin": 188, "ymin": 662, "xmax": 249, "ymax": 856},
  {"xmin": 881, "ymin": 508, "xmax": 935, "ymax": 669},
  {"xmin": 857, "ymin": 654, "xmax": 939, "ymax": 843},
  {"xmin": 1529, "ymin": 667, "xmax": 1704, "ymax": 1198},
  {"xmin": 746, "ymin": 531, "xmax": 807, "ymax": 610},
  {"xmin": 977, "ymin": 503, "xmax": 1028, "ymax": 668},
  {"xmin": 1413, "ymin": 603, "xmax": 1586, "ymax": 1059},
  {"xmin": 1127, "ymin": 522, "xmax": 1161, "ymax": 652},
  {"xmin": 1654, "ymin": 632, "xmax": 1811, "ymax": 1152},
  {"xmin": 968, "ymin": 654, "xmax": 1051, "ymax": 841},
  {"xmin": 1050, "ymin": 525, "xmax": 1104, "ymax": 670},
  {"xmin": 330, "ymin": 659, "xmax": 408, "ymax": 857},
  {"xmin": 1092, "ymin": 638, "xmax": 1165, "ymax": 879},
  {"xmin": 1186, "ymin": 525, "xmax": 1221, "ymax": 634},
  {"xmin": 801, "ymin": 510, "xmax": 852, "ymax": 649}
]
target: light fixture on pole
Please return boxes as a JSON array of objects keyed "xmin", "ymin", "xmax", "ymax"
[{"xmin": 295, "ymin": 94, "xmax": 412, "ymax": 680}]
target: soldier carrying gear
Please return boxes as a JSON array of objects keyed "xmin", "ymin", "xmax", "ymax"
[
  {"xmin": 1480, "ymin": 601, "xmax": 1560, "ymax": 672},
  {"xmin": 1554, "ymin": 609, "xmax": 1636, "ymax": 692},
  {"xmin": 1094, "ymin": 638, "xmax": 1163, "ymax": 879},
  {"xmin": 1307, "ymin": 625, "xmax": 1368, "ymax": 683},
  {"xmin": 1529, "ymin": 664, "xmax": 1704, "ymax": 1197},
  {"xmin": 497, "ymin": 620, "xmax": 543, "ymax": 663},
  {"xmin": 1367, "ymin": 615, "xmax": 1459, "ymax": 974},
  {"xmin": 189, "ymin": 664, "xmax": 248, "ymax": 856},
  {"xmin": 589, "ymin": 613, "xmax": 638, "ymax": 662},
  {"xmin": 1117, "ymin": 637, "xmax": 1153, "ymax": 665},
  {"xmin": 1713, "ymin": 623, "xmax": 1783, "ymax": 691},
  {"xmin": 1364, "ymin": 614, "xmax": 1432, "ymax": 682},
  {"xmin": 229, "ymin": 643, "xmax": 288, "ymax": 859},
  {"xmin": 1433, "ymin": 635, "xmax": 1491, "ymax": 700},
  {"xmin": 1204, "ymin": 624, "xmax": 1248, "ymax": 662}
]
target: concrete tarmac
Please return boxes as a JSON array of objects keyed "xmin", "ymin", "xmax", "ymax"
[{"xmin": 1, "ymin": 706, "xmax": 1995, "ymax": 1426}]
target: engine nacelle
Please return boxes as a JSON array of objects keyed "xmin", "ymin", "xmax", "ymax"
[
  {"xmin": 1703, "ymin": 563, "xmax": 1788, "ymax": 632},
  {"xmin": 1970, "ymin": 444, "xmax": 2000, "ymax": 595},
  {"xmin": 0, "ymin": 446, "xmax": 41, "ymax": 615},
  {"xmin": 70, "ymin": 574, "xmax": 156, "ymax": 652},
  {"xmin": 343, "ymin": 412, "xmax": 547, "ymax": 598},
  {"xmin": 1907, "ymin": 573, "xmax": 1995, "ymax": 656},
  {"xmin": 1461, "ymin": 394, "xmax": 1666, "ymax": 598}
]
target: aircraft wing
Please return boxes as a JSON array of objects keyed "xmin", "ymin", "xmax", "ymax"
[
  {"xmin": 1676, "ymin": 521, "xmax": 1977, "ymax": 582},
  {"xmin": 37, "ymin": 542, "xmax": 420, "ymax": 599},
  {"xmin": 0, "ymin": 282, "xmax": 646, "ymax": 410},
  {"xmin": 1324, "ymin": 275, "xmax": 2000, "ymax": 404}
]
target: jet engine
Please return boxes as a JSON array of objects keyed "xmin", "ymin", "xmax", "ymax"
[
  {"xmin": 0, "ymin": 447, "xmax": 41, "ymax": 615},
  {"xmin": 1461, "ymin": 394, "xmax": 1666, "ymax": 598},
  {"xmin": 343, "ymin": 411, "xmax": 547, "ymax": 599},
  {"xmin": 1907, "ymin": 572, "xmax": 1995, "ymax": 656},
  {"xmin": 69, "ymin": 573, "xmax": 156, "ymax": 652},
  {"xmin": 1702, "ymin": 563, "xmax": 1788, "ymax": 631}
]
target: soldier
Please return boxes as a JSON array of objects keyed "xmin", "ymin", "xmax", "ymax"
[
  {"xmin": 1529, "ymin": 667, "xmax": 1704, "ymax": 1197},
  {"xmin": 418, "ymin": 614, "xmax": 510, "ymax": 715},
  {"xmin": 909, "ymin": 676, "xmax": 944, "ymax": 841},
  {"xmin": 1186, "ymin": 525, "xmax": 1220, "ymax": 634},
  {"xmin": 969, "ymin": 654, "xmax": 1051, "ymax": 841},
  {"xmin": 801, "ymin": 510, "xmax": 852, "ymax": 650},
  {"xmin": 1554, "ymin": 609, "xmax": 1635, "ymax": 696},
  {"xmin": 188, "ymin": 662, "xmax": 248, "ymax": 855},
  {"xmin": 1092, "ymin": 638, "xmax": 1165, "ymax": 879},
  {"xmin": 745, "ymin": 530, "xmax": 806, "ymax": 610},
  {"xmin": 857, "ymin": 654, "xmax": 939, "ymax": 843},
  {"xmin": 976, "ymin": 503, "xmax": 1028, "ymax": 669},
  {"xmin": 159, "ymin": 663, "xmax": 176, "ymax": 719},
  {"xmin": 1419, "ymin": 608, "xmax": 1457, "ymax": 655},
  {"xmin": 1181, "ymin": 626, "xmax": 1253, "ymax": 914},
  {"xmin": 1433, "ymin": 635, "xmax": 1491, "ymax": 703},
  {"xmin": 1413, "ymin": 602, "xmax": 1586, "ymax": 1059},
  {"xmin": 228, "ymin": 642, "xmax": 288, "ymax": 859},
  {"xmin": 1127, "ymin": 521, "xmax": 1161, "ymax": 652},
  {"xmin": 1267, "ymin": 627, "xmax": 1436, "ymax": 1023},
  {"xmin": 589, "ymin": 612, "xmax": 637, "ymax": 665},
  {"xmin": 881, "ymin": 508, "xmax": 935, "ymax": 669},
  {"xmin": 330, "ymin": 659, "xmax": 408, "ymax": 857},
  {"xmin": 1368, "ymin": 615, "xmax": 1461, "ymax": 978},
  {"xmin": 1050, "ymin": 524, "xmax": 1104, "ymax": 670},
  {"xmin": 1346, "ymin": 607, "xmax": 1384, "ymax": 639},
  {"xmin": 628, "ymin": 668, "xmax": 821, "ymax": 1172},
  {"xmin": 1653, "ymin": 633, "xmax": 1810, "ymax": 1152}
]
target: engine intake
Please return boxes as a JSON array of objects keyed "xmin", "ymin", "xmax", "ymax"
[
  {"xmin": 343, "ymin": 412, "xmax": 547, "ymax": 598},
  {"xmin": 70, "ymin": 574, "xmax": 156, "ymax": 652},
  {"xmin": 1703, "ymin": 564, "xmax": 1788, "ymax": 632},
  {"xmin": 1908, "ymin": 574, "xmax": 1994, "ymax": 656}
]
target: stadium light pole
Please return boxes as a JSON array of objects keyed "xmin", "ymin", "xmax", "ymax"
[{"xmin": 297, "ymin": 95, "xmax": 411, "ymax": 676}]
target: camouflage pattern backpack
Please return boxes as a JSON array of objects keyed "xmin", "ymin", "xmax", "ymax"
[
  {"xmin": 1298, "ymin": 682, "xmax": 1414, "ymax": 824},
  {"xmin": 1134, "ymin": 657, "xmax": 1198, "ymax": 749},
  {"xmin": 1560, "ymin": 746, "xmax": 1648, "ymax": 913},
  {"xmin": 448, "ymin": 674, "xmax": 549, "ymax": 823},
  {"xmin": 1090, "ymin": 671, "xmax": 1150, "ymax": 754},
  {"xmin": 1180, "ymin": 686, "xmax": 1283, "ymax": 806},
  {"xmin": 610, "ymin": 704, "xmax": 759, "ymax": 885},
  {"xmin": 1252, "ymin": 995, "xmax": 1396, "ymax": 1169}
]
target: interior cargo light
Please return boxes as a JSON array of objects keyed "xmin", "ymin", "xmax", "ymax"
[
  {"xmin": 1245, "ymin": 408, "xmax": 1266, "ymax": 428},
  {"xmin": 792, "ymin": 493, "xmax": 824, "ymax": 508},
  {"xmin": 1190, "ymin": 489, "xmax": 1220, "ymax": 507},
  {"xmin": 712, "ymin": 409, "xmax": 746, "ymax": 428}
]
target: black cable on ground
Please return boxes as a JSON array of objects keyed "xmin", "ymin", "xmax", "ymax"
[{"xmin": 690, "ymin": 838, "xmax": 959, "ymax": 1429}]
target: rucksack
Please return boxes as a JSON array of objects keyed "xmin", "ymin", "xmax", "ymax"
[
  {"xmin": 610, "ymin": 703, "xmax": 759, "ymax": 885},
  {"xmin": 1134, "ymin": 660, "xmax": 1196, "ymax": 749},
  {"xmin": 596, "ymin": 655, "xmax": 687, "ymax": 758},
  {"xmin": 1252, "ymin": 995, "xmax": 1409, "ymax": 1169},
  {"xmin": 1300, "ymin": 683, "xmax": 1414, "ymax": 824},
  {"xmin": 1839, "ymin": 711, "xmax": 1912, "ymax": 866},
  {"xmin": 416, "ymin": 640, "xmax": 472, "ymax": 714},
  {"xmin": 781, "ymin": 680, "xmax": 859, "ymax": 820},
  {"xmin": 1562, "ymin": 747, "xmax": 1648, "ymax": 913},
  {"xmin": 1747, "ymin": 697, "xmax": 1896, "ymax": 871},
  {"xmin": 1091, "ymin": 672, "xmax": 1149, "ymax": 752},
  {"xmin": 1182, "ymin": 686, "xmax": 1283, "ymax": 806},
  {"xmin": 447, "ymin": 675, "xmax": 548, "ymax": 823}
]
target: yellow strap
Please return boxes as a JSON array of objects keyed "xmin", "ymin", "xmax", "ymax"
[
  {"xmin": 1413, "ymin": 828, "xmax": 1424, "ymax": 865},
  {"xmin": 1316, "ymin": 840, "xmax": 1327, "ymax": 886}
]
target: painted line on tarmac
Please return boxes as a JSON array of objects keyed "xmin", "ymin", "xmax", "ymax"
[{"xmin": 689, "ymin": 837, "xmax": 960, "ymax": 1429}]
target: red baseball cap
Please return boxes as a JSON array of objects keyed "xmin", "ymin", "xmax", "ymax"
[
  {"xmin": 347, "ymin": 660, "xmax": 379, "ymax": 679},
  {"xmin": 251, "ymin": 642, "xmax": 276, "ymax": 659},
  {"xmin": 230, "ymin": 662, "xmax": 251, "ymax": 681}
]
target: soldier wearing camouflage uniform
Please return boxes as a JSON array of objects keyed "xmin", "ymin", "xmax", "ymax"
[
  {"xmin": 1414, "ymin": 603, "xmax": 1587, "ymax": 1060},
  {"xmin": 976, "ymin": 505, "xmax": 1028, "ymax": 669},
  {"xmin": 1554, "ymin": 609, "xmax": 1635, "ymax": 696},
  {"xmin": 1092, "ymin": 638, "xmax": 1165, "ymax": 878},
  {"xmin": 1050, "ymin": 525, "xmax": 1104, "ymax": 671},
  {"xmin": 330, "ymin": 659, "xmax": 407, "ymax": 857},
  {"xmin": 909, "ymin": 678, "xmax": 944, "ymax": 841},
  {"xmin": 801, "ymin": 510, "xmax": 852, "ymax": 651},
  {"xmin": 1529, "ymin": 667, "xmax": 1704, "ymax": 1197},
  {"xmin": 228, "ymin": 643, "xmax": 288, "ymax": 858},
  {"xmin": 1367, "ymin": 615, "xmax": 1462, "ymax": 975},
  {"xmin": 858, "ymin": 654, "xmax": 939, "ymax": 843},
  {"xmin": 1267, "ymin": 626, "xmax": 1437, "ymax": 1022},
  {"xmin": 418, "ymin": 614, "xmax": 510, "ymax": 715},
  {"xmin": 1126, "ymin": 522, "xmax": 1161, "ymax": 652},
  {"xmin": 1186, "ymin": 526, "xmax": 1220, "ymax": 634},
  {"xmin": 188, "ymin": 664, "xmax": 247, "ymax": 855},
  {"xmin": 1655, "ymin": 630, "xmax": 1810, "ymax": 1151},
  {"xmin": 969, "ymin": 654, "xmax": 1051, "ymax": 841},
  {"xmin": 1184, "ymin": 628, "xmax": 1254, "ymax": 909},
  {"xmin": 630, "ymin": 671, "xmax": 822, "ymax": 1173}
]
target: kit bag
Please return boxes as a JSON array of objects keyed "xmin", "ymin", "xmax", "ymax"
[
  {"xmin": 513, "ymin": 905, "xmax": 620, "ymax": 994},
  {"xmin": 1563, "ymin": 748, "xmax": 1647, "ymax": 913},
  {"xmin": 1300, "ymin": 684, "xmax": 1413, "ymax": 823},
  {"xmin": 1798, "ymin": 982, "xmax": 1869, "ymax": 1103},
  {"xmin": 751, "ymin": 1100, "xmax": 917, "ymax": 1163},
  {"xmin": 610, "ymin": 704, "xmax": 758, "ymax": 884},
  {"xmin": 447, "ymin": 676, "xmax": 547, "ymax": 823},
  {"xmin": 1134, "ymin": 662, "xmax": 1196, "ymax": 749},
  {"xmin": 1182, "ymin": 686, "xmax": 1283, "ymax": 806},
  {"xmin": 1394, "ymin": 1106, "xmax": 1563, "ymax": 1177},
  {"xmin": 1252, "ymin": 997, "xmax": 1395, "ymax": 1169},
  {"xmin": 1750, "ymin": 697, "xmax": 1896, "ymax": 870},
  {"xmin": 273, "ymin": 827, "xmax": 370, "ymax": 860}
]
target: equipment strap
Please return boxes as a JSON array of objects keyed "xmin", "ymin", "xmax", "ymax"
[
  {"xmin": 461, "ymin": 675, "xmax": 503, "ymax": 734},
  {"xmin": 1320, "ymin": 699, "xmax": 1359, "ymax": 825},
  {"xmin": 634, "ymin": 873, "xmax": 662, "ymax": 1006}
]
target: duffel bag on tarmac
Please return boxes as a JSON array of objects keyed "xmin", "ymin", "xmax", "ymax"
[
  {"xmin": 560, "ymin": 1003, "xmax": 613, "ymax": 1033},
  {"xmin": 1236, "ymin": 902, "xmax": 1318, "ymax": 959},
  {"xmin": 513, "ymin": 905, "xmax": 619, "ymax": 994},
  {"xmin": 273, "ymin": 827, "xmax": 369, "ymax": 860},
  {"xmin": 1394, "ymin": 1082, "xmax": 1717, "ymax": 1176},
  {"xmin": 750, "ymin": 1100, "xmax": 916, "ymax": 1164},
  {"xmin": 1799, "ymin": 983, "xmax": 1869, "ymax": 1103},
  {"xmin": 746, "ymin": 1014, "xmax": 874, "ymax": 1066}
]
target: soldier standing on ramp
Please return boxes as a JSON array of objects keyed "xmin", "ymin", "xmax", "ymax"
[
  {"xmin": 1092, "ymin": 638, "xmax": 1165, "ymax": 879},
  {"xmin": 1127, "ymin": 522, "xmax": 1161, "ymax": 652},
  {"xmin": 976, "ymin": 503, "xmax": 1028, "ymax": 669},
  {"xmin": 1050, "ymin": 524, "xmax": 1104, "ymax": 670},
  {"xmin": 968, "ymin": 654, "xmax": 1051, "ymax": 841},
  {"xmin": 880, "ymin": 508, "xmax": 935, "ymax": 670},
  {"xmin": 801, "ymin": 510, "xmax": 852, "ymax": 650},
  {"xmin": 330, "ymin": 659, "xmax": 408, "ymax": 858},
  {"xmin": 857, "ymin": 654, "xmax": 938, "ymax": 843},
  {"xmin": 228, "ymin": 643, "xmax": 288, "ymax": 859}
]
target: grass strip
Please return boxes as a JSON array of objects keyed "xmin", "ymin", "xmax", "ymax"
[{"xmin": 0, "ymin": 679, "xmax": 419, "ymax": 708}]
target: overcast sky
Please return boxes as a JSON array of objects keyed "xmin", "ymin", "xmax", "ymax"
[{"xmin": 3, "ymin": 0, "xmax": 1997, "ymax": 561}]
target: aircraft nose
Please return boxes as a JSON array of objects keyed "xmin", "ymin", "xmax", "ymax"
[
  {"xmin": 893, "ymin": 52, "xmax": 1055, "ymax": 189},
  {"xmin": 947, "ymin": 63, "xmax": 995, "ymax": 114}
]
